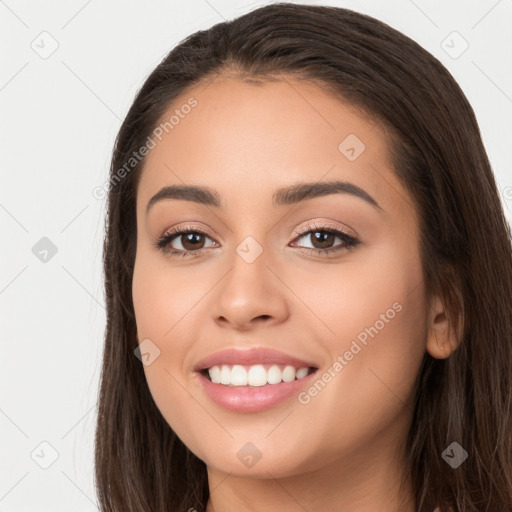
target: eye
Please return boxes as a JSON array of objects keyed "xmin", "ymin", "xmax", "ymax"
[
  {"xmin": 155, "ymin": 225, "xmax": 217, "ymax": 258},
  {"xmin": 291, "ymin": 221, "xmax": 360, "ymax": 256}
]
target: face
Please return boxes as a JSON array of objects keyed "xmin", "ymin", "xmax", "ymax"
[{"xmin": 132, "ymin": 75, "xmax": 430, "ymax": 480}]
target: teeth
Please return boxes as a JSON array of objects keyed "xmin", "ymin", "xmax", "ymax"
[
  {"xmin": 248, "ymin": 365, "xmax": 267, "ymax": 386},
  {"xmin": 207, "ymin": 364, "xmax": 311, "ymax": 387},
  {"xmin": 231, "ymin": 365, "xmax": 248, "ymax": 386},
  {"xmin": 267, "ymin": 365, "xmax": 282, "ymax": 385}
]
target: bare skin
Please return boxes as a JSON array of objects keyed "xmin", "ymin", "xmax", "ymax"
[{"xmin": 131, "ymin": 75, "xmax": 458, "ymax": 512}]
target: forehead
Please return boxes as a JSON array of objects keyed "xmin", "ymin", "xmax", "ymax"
[{"xmin": 137, "ymin": 75, "xmax": 403, "ymax": 214}]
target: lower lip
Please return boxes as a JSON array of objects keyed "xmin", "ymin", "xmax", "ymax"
[{"xmin": 196, "ymin": 369, "xmax": 318, "ymax": 413}]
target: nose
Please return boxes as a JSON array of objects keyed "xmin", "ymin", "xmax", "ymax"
[{"xmin": 212, "ymin": 244, "xmax": 289, "ymax": 331}]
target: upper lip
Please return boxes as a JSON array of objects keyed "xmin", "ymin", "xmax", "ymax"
[{"xmin": 193, "ymin": 347, "xmax": 318, "ymax": 371}]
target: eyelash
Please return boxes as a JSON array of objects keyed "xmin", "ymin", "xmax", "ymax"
[{"xmin": 155, "ymin": 221, "xmax": 360, "ymax": 259}]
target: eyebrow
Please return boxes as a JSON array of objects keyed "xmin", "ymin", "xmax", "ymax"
[{"xmin": 145, "ymin": 180, "xmax": 382, "ymax": 213}]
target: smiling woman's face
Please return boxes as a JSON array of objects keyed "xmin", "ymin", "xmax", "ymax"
[{"xmin": 132, "ymin": 75, "xmax": 438, "ymax": 483}]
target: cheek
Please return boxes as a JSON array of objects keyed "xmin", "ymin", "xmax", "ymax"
[
  {"xmin": 291, "ymin": 236, "xmax": 426, "ymax": 338},
  {"xmin": 132, "ymin": 250, "xmax": 206, "ymax": 343},
  {"xmin": 291, "ymin": 238, "xmax": 426, "ymax": 380}
]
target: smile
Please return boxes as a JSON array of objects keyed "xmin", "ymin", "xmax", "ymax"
[
  {"xmin": 196, "ymin": 365, "xmax": 319, "ymax": 413},
  {"xmin": 204, "ymin": 363, "xmax": 316, "ymax": 387}
]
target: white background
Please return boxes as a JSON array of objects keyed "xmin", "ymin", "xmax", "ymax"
[{"xmin": 1, "ymin": 0, "xmax": 511, "ymax": 509}]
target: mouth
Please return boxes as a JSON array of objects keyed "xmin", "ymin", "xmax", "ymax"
[
  {"xmin": 199, "ymin": 364, "xmax": 318, "ymax": 388},
  {"xmin": 195, "ymin": 362, "xmax": 320, "ymax": 413}
]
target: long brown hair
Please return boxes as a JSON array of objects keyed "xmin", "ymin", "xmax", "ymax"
[{"xmin": 94, "ymin": 3, "xmax": 512, "ymax": 511}]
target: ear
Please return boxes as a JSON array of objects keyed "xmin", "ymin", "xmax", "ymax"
[{"xmin": 425, "ymin": 293, "xmax": 462, "ymax": 359}]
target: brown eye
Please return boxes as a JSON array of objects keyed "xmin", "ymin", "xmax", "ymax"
[
  {"xmin": 292, "ymin": 223, "xmax": 360, "ymax": 256},
  {"xmin": 175, "ymin": 232, "xmax": 207, "ymax": 251},
  {"xmin": 308, "ymin": 231, "xmax": 337, "ymax": 250},
  {"xmin": 156, "ymin": 227, "xmax": 217, "ymax": 257}
]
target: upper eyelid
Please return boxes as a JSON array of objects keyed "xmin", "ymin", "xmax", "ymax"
[{"xmin": 293, "ymin": 221, "xmax": 357, "ymax": 239}]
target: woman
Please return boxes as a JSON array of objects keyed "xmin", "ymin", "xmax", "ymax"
[{"xmin": 94, "ymin": 3, "xmax": 512, "ymax": 511}]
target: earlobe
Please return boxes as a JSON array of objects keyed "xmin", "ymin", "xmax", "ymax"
[{"xmin": 425, "ymin": 295, "xmax": 461, "ymax": 359}]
